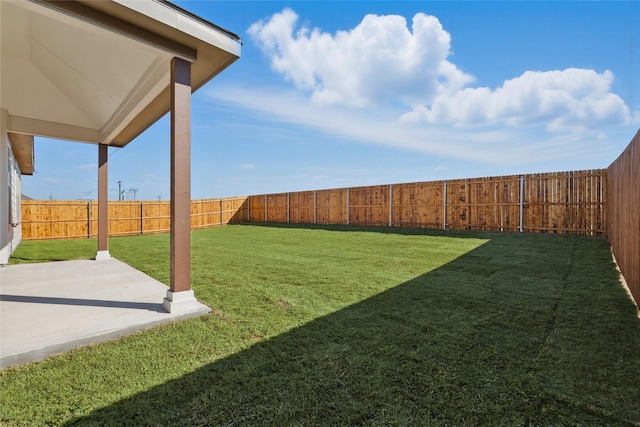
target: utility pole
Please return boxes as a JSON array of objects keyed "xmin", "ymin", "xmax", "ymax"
[
  {"xmin": 118, "ymin": 181, "xmax": 122, "ymax": 201},
  {"xmin": 128, "ymin": 187, "xmax": 139, "ymax": 201}
]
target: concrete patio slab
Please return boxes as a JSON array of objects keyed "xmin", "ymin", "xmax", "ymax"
[{"xmin": 0, "ymin": 258, "xmax": 211, "ymax": 369}]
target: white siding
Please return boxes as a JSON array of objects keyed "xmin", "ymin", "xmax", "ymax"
[
  {"xmin": 8, "ymin": 144, "xmax": 21, "ymax": 225},
  {"xmin": 1, "ymin": 121, "xmax": 23, "ymax": 264}
]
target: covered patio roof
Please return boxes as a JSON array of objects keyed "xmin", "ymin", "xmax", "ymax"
[
  {"xmin": 0, "ymin": 1, "xmax": 241, "ymax": 318},
  {"xmin": 1, "ymin": 0, "xmax": 240, "ymax": 165}
]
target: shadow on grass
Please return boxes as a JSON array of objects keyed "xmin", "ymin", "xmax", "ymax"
[
  {"xmin": 68, "ymin": 234, "xmax": 638, "ymax": 426},
  {"xmin": 237, "ymin": 221, "xmax": 492, "ymax": 238}
]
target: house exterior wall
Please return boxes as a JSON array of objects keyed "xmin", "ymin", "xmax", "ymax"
[{"xmin": 0, "ymin": 108, "xmax": 23, "ymax": 265}]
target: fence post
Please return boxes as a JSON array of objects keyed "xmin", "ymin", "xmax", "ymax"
[
  {"xmin": 264, "ymin": 194, "xmax": 268, "ymax": 222},
  {"xmin": 220, "ymin": 199, "xmax": 223, "ymax": 226},
  {"xmin": 519, "ymin": 176, "xmax": 525, "ymax": 232},
  {"xmin": 443, "ymin": 181, "xmax": 447, "ymax": 230},
  {"xmin": 88, "ymin": 201, "xmax": 92, "ymax": 238},
  {"xmin": 389, "ymin": 184, "xmax": 393, "ymax": 227},
  {"xmin": 590, "ymin": 173, "xmax": 594, "ymax": 235},
  {"xmin": 346, "ymin": 188, "xmax": 350, "ymax": 225},
  {"xmin": 314, "ymin": 191, "xmax": 317, "ymax": 224},
  {"xmin": 287, "ymin": 193, "xmax": 290, "ymax": 223},
  {"xmin": 140, "ymin": 202, "xmax": 144, "ymax": 234},
  {"xmin": 247, "ymin": 196, "xmax": 250, "ymax": 222}
]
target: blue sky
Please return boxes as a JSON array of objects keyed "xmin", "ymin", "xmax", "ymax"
[{"xmin": 24, "ymin": 1, "xmax": 640, "ymax": 201}]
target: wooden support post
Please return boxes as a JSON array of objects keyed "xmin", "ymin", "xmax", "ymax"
[
  {"xmin": 96, "ymin": 143, "xmax": 110, "ymax": 260},
  {"xmin": 169, "ymin": 57, "xmax": 191, "ymax": 294}
]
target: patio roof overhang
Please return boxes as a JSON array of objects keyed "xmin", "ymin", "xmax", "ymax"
[
  {"xmin": 0, "ymin": 0, "xmax": 241, "ymax": 309},
  {"xmin": 7, "ymin": 133, "xmax": 34, "ymax": 175},
  {"xmin": 0, "ymin": 0, "xmax": 241, "ymax": 153}
]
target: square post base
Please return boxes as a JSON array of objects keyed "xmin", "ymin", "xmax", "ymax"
[
  {"xmin": 163, "ymin": 289, "xmax": 199, "ymax": 314},
  {"xmin": 95, "ymin": 250, "xmax": 111, "ymax": 260}
]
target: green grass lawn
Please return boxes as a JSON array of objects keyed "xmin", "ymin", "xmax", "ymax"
[{"xmin": 1, "ymin": 224, "xmax": 639, "ymax": 426}]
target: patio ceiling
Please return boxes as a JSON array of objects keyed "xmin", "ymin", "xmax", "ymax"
[{"xmin": 1, "ymin": 0, "xmax": 241, "ymax": 171}]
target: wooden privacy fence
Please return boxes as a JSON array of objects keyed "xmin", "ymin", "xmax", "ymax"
[
  {"xmin": 248, "ymin": 170, "xmax": 606, "ymax": 235},
  {"xmin": 21, "ymin": 170, "xmax": 606, "ymax": 240},
  {"xmin": 21, "ymin": 197, "xmax": 248, "ymax": 240},
  {"xmin": 607, "ymin": 130, "xmax": 640, "ymax": 305}
]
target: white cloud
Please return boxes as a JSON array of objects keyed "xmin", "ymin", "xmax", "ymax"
[
  {"xmin": 208, "ymin": 84, "xmax": 627, "ymax": 167},
  {"xmin": 402, "ymin": 68, "xmax": 637, "ymax": 131},
  {"xmin": 248, "ymin": 8, "xmax": 473, "ymax": 108},
  {"xmin": 249, "ymin": 9, "xmax": 638, "ymax": 134},
  {"xmin": 239, "ymin": 163, "xmax": 255, "ymax": 170}
]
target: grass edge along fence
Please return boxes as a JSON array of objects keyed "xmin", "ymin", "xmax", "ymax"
[
  {"xmin": 607, "ymin": 129, "xmax": 640, "ymax": 306},
  {"xmin": 248, "ymin": 170, "xmax": 606, "ymax": 236}
]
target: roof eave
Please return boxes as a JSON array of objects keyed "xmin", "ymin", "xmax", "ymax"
[
  {"xmin": 110, "ymin": 52, "xmax": 239, "ymax": 147},
  {"xmin": 32, "ymin": 0, "xmax": 241, "ymax": 147},
  {"xmin": 8, "ymin": 133, "xmax": 35, "ymax": 175}
]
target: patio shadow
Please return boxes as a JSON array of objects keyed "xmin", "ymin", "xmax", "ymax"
[{"xmin": 0, "ymin": 295, "xmax": 164, "ymax": 312}]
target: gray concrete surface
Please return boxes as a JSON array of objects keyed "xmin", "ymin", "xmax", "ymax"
[{"xmin": 0, "ymin": 258, "xmax": 210, "ymax": 369}]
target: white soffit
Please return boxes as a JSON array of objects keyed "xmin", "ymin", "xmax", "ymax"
[{"xmin": 0, "ymin": 0, "xmax": 240, "ymax": 146}]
